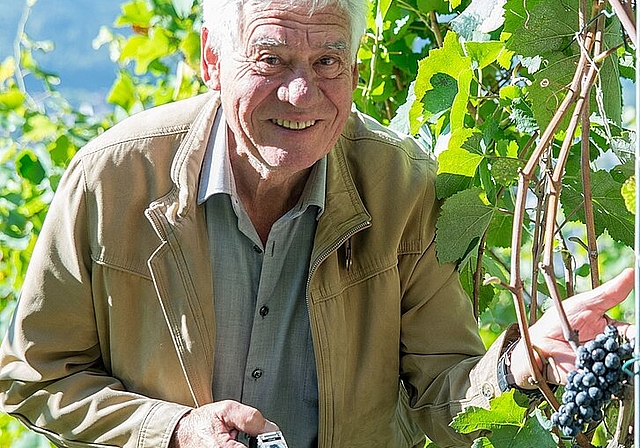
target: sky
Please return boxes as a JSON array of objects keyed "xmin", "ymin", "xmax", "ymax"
[{"xmin": 0, "ymin": 0, "xmax": 124, "ymax": 108}]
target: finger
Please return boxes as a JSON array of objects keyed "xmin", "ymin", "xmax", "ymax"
[
  {"xmin": 567, "ymin": 268, "xmax": 634, "ymax": 311},
  {"xmin": 216, "ymin": 401, "xmax": 279, "ymax": 437}
]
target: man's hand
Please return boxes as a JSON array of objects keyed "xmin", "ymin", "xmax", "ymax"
[
  {"xmin": 510, "ymin": 268, "xmax": 635, "ymax": 389},
  {"xmin": 169, "ymin": 400, "xmax": 279, "ymax": 448}
]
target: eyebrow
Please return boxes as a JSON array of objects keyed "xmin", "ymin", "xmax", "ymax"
[{"xmin": 251, "ymin": 36, "xmax": 348, "ymax": 52}]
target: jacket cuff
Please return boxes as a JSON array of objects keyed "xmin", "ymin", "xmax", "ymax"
[
  {"xmin": 138, "ymin": 401, "xmax": 192, "ymax": 448},
  {"xmin": 466, "ymin": 324, "xmax": 521, "ymax": 407}
]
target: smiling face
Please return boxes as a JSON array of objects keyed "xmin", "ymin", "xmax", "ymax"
[{"xmin": 201, "ymin": 0, "xmax": 358, "ymax": 178}]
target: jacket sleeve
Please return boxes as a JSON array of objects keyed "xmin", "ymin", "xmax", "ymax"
[
  {"xmin": 397, "ymin": 168, "xmax": 520, "ymax": 447},
  {"xmin": 0, "ymin": 157, "xmax": 190, "ymax": 448}
]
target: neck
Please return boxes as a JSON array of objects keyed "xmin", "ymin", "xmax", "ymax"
[{"xmin": 229, "ymin": 149, "xmax": 311, "ymax": 244}]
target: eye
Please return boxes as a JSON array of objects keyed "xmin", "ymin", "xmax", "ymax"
[
  {"xmin": 254, "ymin": 54, "xmax": 283, "ymax": 74},
  {"xmin": 314, "ymin": 55, "xmax": 344, "ymax": 78},
  {"xmin": 318, "ymin": 56, "xmax": 338, "ymax": 66}
]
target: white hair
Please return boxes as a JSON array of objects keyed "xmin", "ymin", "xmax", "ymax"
[{"xmin": 201, "ymin": 0, "xmax": 368, "ymax": 61}]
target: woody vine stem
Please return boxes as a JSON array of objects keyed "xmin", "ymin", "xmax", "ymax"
[{"xmin": 496, "ymin": 0, "xmax": 636, "ymax": 446}]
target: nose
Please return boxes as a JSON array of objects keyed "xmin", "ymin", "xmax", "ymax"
[{"xmin": 277, "ymin": 69, "xmax": 321, "ymax": 108}]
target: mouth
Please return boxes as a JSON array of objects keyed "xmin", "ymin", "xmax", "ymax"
[{"xmin": 271, "ymin": 118, "xmax": 317, "ymax": 130}]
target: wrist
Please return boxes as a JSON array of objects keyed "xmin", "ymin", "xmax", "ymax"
[{"xmin": 497, "ymin": 339, "xmax": 543, "ymax": 398}]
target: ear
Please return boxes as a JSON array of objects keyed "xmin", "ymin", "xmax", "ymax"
[
  {"xmin": 201, "ymin": 27, "xmax": 221, "ymax": 90},
  {"xmin": 351, "ymin": 62, "xmax": 359, "ymax": 91}
]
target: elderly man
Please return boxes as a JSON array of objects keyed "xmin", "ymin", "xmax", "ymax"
[{"xmin": 0, "ymin": 0, "xmax": 634, "ymax": 447}]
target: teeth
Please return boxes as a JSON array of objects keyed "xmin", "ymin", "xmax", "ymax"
[{"xmin": 272, "ymin": 119, "xmax": 316, "ymax": 130}]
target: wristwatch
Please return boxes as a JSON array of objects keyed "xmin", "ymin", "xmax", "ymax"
[{"xmin": 497, "ymin": 339, "xmax": 544, "ymax": 399}]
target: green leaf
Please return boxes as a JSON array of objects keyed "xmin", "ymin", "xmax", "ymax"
[
  {"xmin": 16, "ymin": 151, "xmax": 46, "ymax": 185},
  {"xmin": 0, "ymin": 88, "xmax": 25, "ymax": 110},
  {"xmin": 504, "ymin": 0, "xmax": 623, "ymax": 129},
  {"xmin": 115, "ymin": 0, "xmax": 154, "ymax": 28},
  {"xmin": 452, "ymin": 391, "xmax": 526, "ymax": 433},
  {"xmin": 509, "ymin": 97, "xmax": 538, "ymax": 134},
  {"xmin": 438, "ymin": 148, "xmax": 484, "ymax": 177},
  {"xmin": 410, "ymin": 32, "xmax": 472, "ymax": 134},
  {"xmin": 417, "ymin": 0, "xmax": 451, "ymax": 14},
  {"xmin": 621, "ymin": 175, "xmax": 635, "ymax": 215},
  {"xmin": 436, "ymin": 187, "xmax": 494, "ymax": 264},
  {"xmin": 121, "ymin": 29, "xmax": 173, "ymax": 75},
  {"xmin": 107, "ymin": 72, "xmax": 137, "ymax": 111},
  {"xmin": 172, "ymin": 0, "xmax": 195, "ymax": 18},
  {"xmin": 422, "ymin": 72, "xmax": 458, "ymax": 123},
  {"xmin": 491, "ymin": 156, "xmax": 523, "ymax": 186},
  {"xmin": 485, "ymin": 211, "xmax": 514, "ymax": 248},
  {"xmin": 179, "ymin": 30, "xmax": 201, "ymax": 69},
  {"xmin": 48, "ymin": 135, "xmax": 72, "ymax": 166},
  {"xmin": 436, "ymin": 173, "xmax": 473, "ymax": 200},
  {"xmin": 452, "ymin": 392, "xmax": 556, "ymax": 448},
  {"xmin": 562, "ymin": 169, "xmax": 635, "ymax": 246},
  {"xmin": 378, "ymin": 0, "xmax": 392, "ymax": 21},
  {"xmin": 465, "ymin": 41, "xmax": 506, "ymax": 69},
  {"xmin": 459, "ymin": 260, "xmax": 496, "ymax": 314}
]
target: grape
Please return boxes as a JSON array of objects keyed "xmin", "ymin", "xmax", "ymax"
[
  {"xmin": 591, "ymin": 348, "xmax": 606, "ymax": 362},
  {"xmin": 591, "ymin": 361, "xmax": 606, "ymax": 376},
  {"xmin": 604, "ymin": 353, "xmax": 621, "ymax": 370},
  {"xmin": 550, "ymin": 325, "xmax": 634, "ymax": 438}
]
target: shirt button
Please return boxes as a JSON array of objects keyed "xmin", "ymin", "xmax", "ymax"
[
  {"xmin": 253, "ymin": 245, "xmax": 263, "ymax": 254},
  {"xmin": 259, "ymin": 306, "xmax": 269, "ymax": 317},
  {"xmin": 251, "ymin": 369, "xmax": 263, "ymax": 380}
]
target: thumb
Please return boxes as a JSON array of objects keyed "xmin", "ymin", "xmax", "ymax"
[{"xmin": 220, "ymin": 401, "xmax": 279, "ymax": 437}]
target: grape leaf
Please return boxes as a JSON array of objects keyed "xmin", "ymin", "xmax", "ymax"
[
  {"xmin": 436, "ymin": 173, "xmax": 473, "ymax": 200},
  {"xmin": 621, "ymin": 175, "xmax": 635, "ymax": 215},
  {"xmin": 510, "ymin": 97, "xmax": 538, "ymax": 134},
  {"xmin": 422, "ymin": 73, "xmax": 459, "ymax": 123},
  {"xmin": 438, "ymin": 148, "xmax": 484, "ymax": 177},
  {"xmin": 452, "ymin": 391, "xmax": 526, "ymax": 433},
  {"xmin": 561, "ymin": 169, "xmax": 634, "ymax": 246},
  {"xmin": 465, "ymin": 41, "xmax": 507, "ymax": 69},
  {"xmin": 452, "ymin": 392, "xmax": 556, "ymax": 448},
  {"xmin": 410, "ymin": 32, "xmax": 472, "ymax": 135},
  {"xmin": 491, "ymin": 157, "xmax": 522, "ymax": 186},
  {"xmin": 485, "ymin": 211, "xmax": 514, "ymax": 248},
  {"xmin": 436, "ymin": 188, "xmax": 494, "ymax": 264},
  {"xmin": 504, "ymin": 0, "xmax": 622, "ymax": 130}
]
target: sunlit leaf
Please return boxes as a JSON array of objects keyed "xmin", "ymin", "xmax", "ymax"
[
  {"xmin": 410, "ymin": 32, "xmax": 472, "ymax": 134},
  {"xmin": 115, "ymin": 0, "xmax": 154, "ymax": 28},
  {"xmin": 621, "ymin": 175, "xmax": 635, "ymax": 215},
  {"xmin": 23, "ymin": 115, "xmax": 58, "ymax": 141},
  {"xmin": 436, "ymin": 187, "xmax": 494, "ymax": 264},
  {"xmin": 0, "ymin": 88, "xmax": 26, "ymax": 111},
  {"xmin": 107, "ymin": 71, "xmax": 137, "ymax": 111}
]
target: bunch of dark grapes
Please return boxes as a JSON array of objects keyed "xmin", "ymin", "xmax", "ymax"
[{"xmin": 551, "ymin": 325, "xmax": 634, "ymax": 438}]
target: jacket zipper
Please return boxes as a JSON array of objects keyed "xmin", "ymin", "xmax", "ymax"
[{"xmin": 305, "ymin": 219, "xmax": 370, "ymax": 447}]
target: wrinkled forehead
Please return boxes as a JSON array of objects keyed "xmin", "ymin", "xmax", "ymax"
[{"xmin": 239, "ymin": 1, "xmax": 352, "ymax": 50}]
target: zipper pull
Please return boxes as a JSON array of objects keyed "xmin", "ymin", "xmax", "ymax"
[{"xmin": 345, "ymin": 238, "xmax": 352, "ymax": 271}]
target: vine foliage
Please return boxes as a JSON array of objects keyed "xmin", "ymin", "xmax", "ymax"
[{"xmin": 0, "ymin": 0, "xmax": 636, "ymax": 446}]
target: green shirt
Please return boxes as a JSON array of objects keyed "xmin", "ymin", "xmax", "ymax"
[{"xmin": 198, "ymin": 109, "xmax": 326, "ymax": 447}]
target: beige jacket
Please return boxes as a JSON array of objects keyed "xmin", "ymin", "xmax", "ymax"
[{"xmin": 0, "ymin": 93, "xmax": 511, "ymax": 447}]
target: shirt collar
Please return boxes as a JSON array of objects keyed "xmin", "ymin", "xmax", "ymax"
[{"xmin": 197, "ymin": 107, "xmax": 326, "ymax": 219}]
